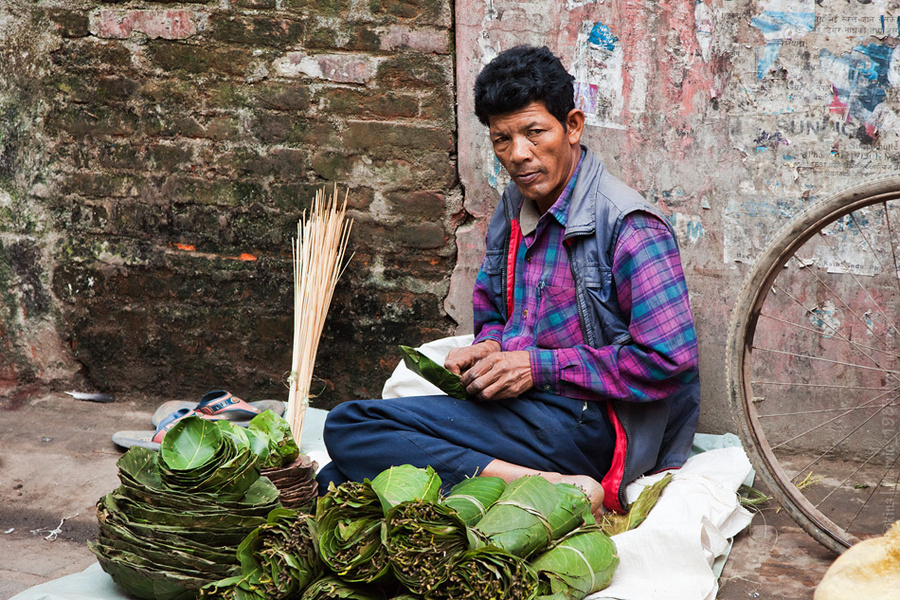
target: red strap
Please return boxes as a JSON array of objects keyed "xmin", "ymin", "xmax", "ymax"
[
  {"xmin": 506, "ymin": 219, "xmax": 523, "ymax": 318},
  {"xmin": 601, "ymin": 403, "xmax": 627, "ymax": 512}
]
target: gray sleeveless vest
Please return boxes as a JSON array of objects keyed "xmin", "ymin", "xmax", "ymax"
[{"xmin": 482, "ymin": 147, "xmax": 701, "ymax": 511}]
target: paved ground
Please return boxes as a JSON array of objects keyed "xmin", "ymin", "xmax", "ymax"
[{"xmin": 0, "ymin": 392, "xmax": 836, "ymax": 600}]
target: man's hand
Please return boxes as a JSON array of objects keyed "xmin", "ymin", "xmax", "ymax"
[
  {"xmin": 460, "ymin": 350, "xmax": 533, "ymax": 401},
  {"xmin": 445, "ymin": 341, "xmax": 533, "ymax": 401},
  {"xmin": 444, "ymin": 340, "xmax": 501, "ymax": 376}
]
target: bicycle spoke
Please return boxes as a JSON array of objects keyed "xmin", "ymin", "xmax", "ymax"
[
  {"xmin": 845, "ymin": 437, "xmax": 900, "ymax": 530},
  {"xmin": 754, "ymin": 381, "xmax": 889, "ymax": 391},
  {"xmin": 753, "ymin": 346, "xmax": 900, "ymax": 378},
  {"xmin": 769, "ymin": 385, "xmax": 900, "ymax": 451},
  {"xmin": 759, "ymin": 402, "xmax": 900, "ymax": 417},
  {"xmin": 784, "ymin": 388, "xmax": 900, "ymax": 472},
  {"xmin": 759, "ymin": 313, "xmax": 899, "ymax": 361},
  {"xmin": 814, "ymin": 428, "xmax": 900, "ymax": 510}
]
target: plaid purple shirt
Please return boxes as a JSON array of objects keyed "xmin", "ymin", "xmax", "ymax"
[{"xmin": 473, "ymin": 166, "xmax": 698, "ymax": 403}]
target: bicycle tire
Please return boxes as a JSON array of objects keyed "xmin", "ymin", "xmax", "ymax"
[{"xmin": 726, "ymin": 174, "xmax": 900, "ymax": 554}]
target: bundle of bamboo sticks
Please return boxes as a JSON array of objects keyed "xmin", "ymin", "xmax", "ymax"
[{"xmin": 286, "ymin": 185, "xmax": 353, "ymax": 447}]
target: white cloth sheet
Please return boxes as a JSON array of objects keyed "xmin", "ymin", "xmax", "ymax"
[
  {"xmin": 12, "ymin": 336, "xmax": 753, "ymax": 600},
  {"xmin": 588, "ymin": 447, "xmax": 753, "ymax": 600}
]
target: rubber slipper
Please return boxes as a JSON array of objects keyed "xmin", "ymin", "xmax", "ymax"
[
  {"xmin": 113, "ymin": 408, "xmax": 197, "ymax": 451},
  {"xmin": 150, "ymin": 390, "xmax": 286, "ymax": 427}
]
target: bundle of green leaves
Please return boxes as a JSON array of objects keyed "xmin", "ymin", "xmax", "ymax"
[
  {"xmin": 441, "ymin": 476, "xmax": 508, "ymax": 526},
  {"xmin": 472, "ymin": 476, "xmax": 593, "ymax": 559},
  {"xmin": 398, "ymin": 346, "xmax": 468, "ymax": 400},
  {"xmin": 238, "ymin": 508, "xmax": 323, "ymax": 597},
  {"xmin": 316, "ymin": 465, "xmax": 442, "ymax": 586},
  {"xmin": 531, "ymin": 526, "xmax": 619, "ymax": 599},
  {"xmin": 384, "ymin": 476, "xmax": 506, "ymax": 595},
  {"xmin": 201, "ymin": 465, "xmax": 679, "ymax": 600},
  {"xmin": 91, "ymin": 414, "xmax": 300, "ymax": 600},
  {"xmin": 426, "ymin": 546, "xmax": 539, "ymax": 600},
  {"xmin": 245, "ymin": 410, "xmax": 301, "ymax": 469}
]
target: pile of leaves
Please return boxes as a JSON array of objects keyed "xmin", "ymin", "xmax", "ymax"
[
  {"xmin": 198, "ymin": 464, "xmax": 670, "ymax": 600},
  {"xmin": 90, "ymin": 413, "xmax": 302, "ymax": 600}
]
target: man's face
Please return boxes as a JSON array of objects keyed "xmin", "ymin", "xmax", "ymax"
[{"xmin": 488, "ymin": 101, "xmax": 584, "ymax": 213}]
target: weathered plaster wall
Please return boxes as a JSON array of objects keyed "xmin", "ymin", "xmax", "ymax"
[
  {"xmin": 452, "ymin": 0, "xmax": 900, "ymax": 433},
  {"xmin": 0, "ymin": 0, "xmax": 458, "ymax": 408},
  {"xmin": 5, "ymin": 0, "xmax": 900, "ymax": 431}
]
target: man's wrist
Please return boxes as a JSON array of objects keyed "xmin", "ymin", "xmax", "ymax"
[{"xmin": 478, "ymin": 340, "xmax": 501, "ymax": 353}]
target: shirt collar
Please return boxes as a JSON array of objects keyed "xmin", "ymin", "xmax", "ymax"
[{"xmin": 518, "ymin": 149, "xmax": 585, "ymax": 236}]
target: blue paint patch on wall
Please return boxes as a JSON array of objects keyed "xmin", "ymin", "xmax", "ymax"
[
  {"xmin": 686, "ymin": 219, "xmax": 703, "ymax": 242},
  {"xmin": 751, "ymin": 11, "xmax": 815, "ymax": 36},
  {"xmin": 488, "ymin": 154, "xmax": 503, "ymax": 191},
  {"xmin": 756, "ymin": 40, "xmax": 781, "ymax": 79},
  {"xmin": 757, "ymin": 42, "xmax": 782, "ymax": 80},
  {"xmin": 751, "ymin": 10, "xmax": 815, "ymax": 79},
  {"xmin": 588, "ymin": 21, "xmax": 618, "ymax": 52},
  {"xmin": 820, "ymin": 43, "xmax": 894, "ymax": 121}
]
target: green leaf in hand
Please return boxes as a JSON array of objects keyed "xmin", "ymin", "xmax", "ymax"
[{"xmin": 398, "ymin": 345, "xmax": 468, "ymax": 401}]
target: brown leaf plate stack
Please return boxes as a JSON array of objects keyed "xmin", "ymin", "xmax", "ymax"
[{"xmin": 262, "ymin": 454, "xmax": 319, "ymax": 513}]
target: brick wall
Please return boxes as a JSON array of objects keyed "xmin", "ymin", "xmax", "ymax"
[{"xmin": 0, "ymin": 0, "xmax": 459, "ymax": 408}]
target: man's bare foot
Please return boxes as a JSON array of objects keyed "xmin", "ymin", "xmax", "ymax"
[
  {"xmin": 479, "ymin": 459, "xmax": 605, "ymax": 518},
  {"xmin": 540, "ymin": 472, "xmax": 605, "ymax": 518}
]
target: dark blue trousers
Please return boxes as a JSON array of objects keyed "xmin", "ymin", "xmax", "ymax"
[{"xmin": 316, "ymin": 391, "xmax": 616, "ymax": 492}]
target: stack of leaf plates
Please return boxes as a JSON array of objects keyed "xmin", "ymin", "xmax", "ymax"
[
  {"xmin": 90, "ymin": 417, "xmax": 281, "ymax": 600},
  {"xmin": 262, "ymin": 454, "xmax": 319, "ymax": 512}
]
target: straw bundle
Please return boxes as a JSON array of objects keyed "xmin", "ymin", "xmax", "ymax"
[{"xmin": 287, "ymin": 186, "xmax": 353, "ymax": 447}]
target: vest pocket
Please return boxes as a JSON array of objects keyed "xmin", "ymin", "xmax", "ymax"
[
  {"xmin": 478, "ymin": 250, "xmax": 507, "ymax": 314},
  {"xmin": 583, "ymin": 268, "xmax": 632, "ymax": 346},
  {"xmin": 481, "ymin": 249, "xmax": 505, "ymax": 274}
]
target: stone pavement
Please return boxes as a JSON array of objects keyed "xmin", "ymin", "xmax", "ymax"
[
  {"xmin": 0, "ymin": 392, "xmax": 149, "ymax": 599},
  {"xmin": 0, "ymin": 392, "xmax": 836, "ymax": 600}
]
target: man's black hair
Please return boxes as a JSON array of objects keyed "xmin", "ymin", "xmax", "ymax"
[{"xmin": 473, "ymin": 45, "xmax": 576, "ymax": 128}]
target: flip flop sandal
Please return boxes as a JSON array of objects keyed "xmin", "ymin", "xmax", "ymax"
[
  {"xmin": 112, "ymin": 408, "xmax": 202, "ymax": 451},
  {"xmin": 150, "ymin": 390, "xmax": 286, "ymax": 428}
]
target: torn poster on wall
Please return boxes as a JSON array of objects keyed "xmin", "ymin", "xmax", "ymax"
[
  {"xmin": 724, "ymin": 0, "xmax": 900, "ymax": 268},
  {"xmin": 751, "ymin": 0, "xmax": 816, "ymax": 80},
  {"xmin": 571, "ymin": 20, "xmax": 626, "ymax": 130}
]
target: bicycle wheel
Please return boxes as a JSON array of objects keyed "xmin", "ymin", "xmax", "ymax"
[{"xmin": 727, "ymin": 175, "xmax": 900, "ymax": 554}]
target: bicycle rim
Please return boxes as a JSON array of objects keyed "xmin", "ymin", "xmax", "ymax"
[{"xmin": 727, "ymin": 175, "xmax": 900, "ymax": 553}]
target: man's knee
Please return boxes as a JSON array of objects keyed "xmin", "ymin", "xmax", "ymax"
[
  {"xmin": 323, "ymin": 399, "xmax": 370, "ymax": 435},
  {"xmin": 322, "ymin": 400, "xmax": 354, "ymax": 448},
  {"xmin": 322, "ymin": 399, "xmax": 381, "ymax": 460}
]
